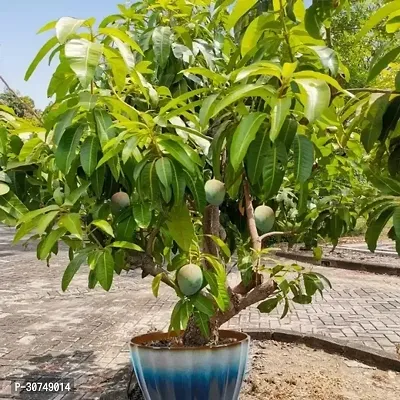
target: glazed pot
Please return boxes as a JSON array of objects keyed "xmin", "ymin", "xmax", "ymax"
[{"xmin": 130, "ymin": 330, "xmax": 250, "ymax": 400}]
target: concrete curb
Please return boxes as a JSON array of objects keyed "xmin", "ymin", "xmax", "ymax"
[
  {"xmin": 275, "ymin": 250, "xmax": 400, "ymax": 276},
  {"xmin": 245, "ymin": 328, "xmax": 400, "ymax": 372}
]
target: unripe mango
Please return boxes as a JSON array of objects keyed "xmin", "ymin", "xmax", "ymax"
[
  {"xmin": 205, "ymin": 179, "xmax": 225, "ymax": 206},
  {"xmin": 254, "ymin": 205, "xmax": 275, "ymax": 233},
  {"xmin": 177, "ymin": 264, "xmax": 203, "ymax": 296},
  {"xmin": 111, "ymin": 192, "xmax": 130, "ymax": 215}
]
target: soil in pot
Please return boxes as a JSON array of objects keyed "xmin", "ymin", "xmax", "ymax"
[{"xmin": 242, "ymin": 340, "xmax": 400, "ymax": 400}]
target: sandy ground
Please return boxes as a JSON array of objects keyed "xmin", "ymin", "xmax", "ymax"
[{"xmin": 241, "ymin": 341, "xmax": 400, "ymax": 400}]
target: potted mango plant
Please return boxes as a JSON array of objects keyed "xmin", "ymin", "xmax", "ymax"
[{"xmin": 3, "ymin": 0, "xmax": 385, "ymax": 398}]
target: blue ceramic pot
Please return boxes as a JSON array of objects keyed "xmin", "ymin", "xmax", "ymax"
[{"xmin": 130, "ymin": 330, "xmax": 250, "ymax": 400}]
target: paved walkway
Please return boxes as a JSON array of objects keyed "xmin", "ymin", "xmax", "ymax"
[{"xmin": 1, "ymin": 226, "xmax": 400, "ymax": 399}]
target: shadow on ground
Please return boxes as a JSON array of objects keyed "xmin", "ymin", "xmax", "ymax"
[{"xmin": 5, "ymin": 350, "xmax": 141, "ymax": 400}]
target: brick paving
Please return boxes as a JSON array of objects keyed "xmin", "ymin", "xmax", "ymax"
[{"xmin": 1, "ymin": 225, "xmax": 400, "ymax": 398}]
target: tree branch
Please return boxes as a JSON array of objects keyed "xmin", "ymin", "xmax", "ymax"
[
  {"xmin": 232, "ymin": 180, "xmax": 262, "ymax": 295},
  {"xmin": 0, "ymin": 75, "xmax": 43, "ymax": 124},
  {"xmin": 213, "ymin": 280, "xmax": 276, "ymax": 327}
]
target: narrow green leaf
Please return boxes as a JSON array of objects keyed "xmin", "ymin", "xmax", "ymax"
[
  {"xmin": 226, "ymin": 0, "xmax": 257, "ymax": 30},
  {"xmin": 152, "ymin": 273, "xmax": 162, "ymax": 297},
  {"xmin": 293, "ymin": 294, "xmax": 312, "ymax": 304},
  {"xmin": 366, "ymin": 208, "xmax": 394, "ymax": 252},
  {"xmin": 293, "ymin": 135, "xmax": 314, "ymax": 184},
  {"xmin": 61, "ymin": 253, "xmax": 87, "ymax": 291},
  {"xmin": 13, "ymin": 218, "xmax": 40, "ymax": 243},
  {"xmin": 183, "ymin": 169, "xmax": 206, "ymax": 212},
  {"xmin": 36, "ymin": 211, "xmax": 59, "ymax": 235},
  {"xmin": 159, "ymin": 139, "xmax": 195, "ymax": 173},
  {"xmin": 194, "ymin": 311, "xmax": 210, "ymax": 338},
  {"xmin": 212, "ymin": 84, "xmax": 274, "ymax": 118},
  {"xmin": 241, "ymin": 14, "xmax": 273, "ymax": 56},
  {"xmin": 394, "ymin": 208, "xmax": 400, "ymax": 239},
  {"xmin": 55, "ymin": 125, "xmax": 84, "ymax": 174},
  {"xmin": 192, "ymin": 293, "xmax": 215, "ymax": 316},
  {"xmin": 204, "ymin": 235, "xmax": 231, "ymax": 258},
  {"xmin": 37, "ymin": 20, "xmax": 57, "ymax": 34},
  {"xmin": 122, "ymin": 136, "xmax": 139, "ymax": 164},
  {"xmin": 116, "ymin": 215, "xmax": 137, "ymax": 241},
  {"xmin": 246, "ymin": 130, "xmax": 270, "ymax": 184},
  {"xmin": 25, "ymin": 37, "xmax": 59, "ymax": 81},
  {"xmin": 356, "ymin": 1, "xmax": 400, "ymax": 40},
  {"xmin": 270, "ymin": 97, "xmax": 291, "ymax": 142},
  {"xmin": 169, "ymin": 301, "xmax": 183, "ymax": 333},
  {"xmin": 64, "ymin": 182, "xmax": 90, "ymax": 207},
  {"xmin": 160, "ymin": 88, "xmax": 209, "ymax": 115},
  {"xmin": 277, "ymin": 117, "xmax": 297, "ymax": 150},
  {"xmin": 38, "ymin": 227, "xmax": 67, "ymax": 260},
  {"xmin": 97, "ymin": 143, "xmax": 124, "ymax": 168},
  {"xmin": 258, "ymin": 297, "xmax": 279, "ymax": 313},
  {"xmin": 65, "ymin": 39, "xmax": 103, "ymax": 88},
  {"xmin": 92, "ymin": 219, "xmax": 114, "ymax": 237},
  {"xmin": 230, "ymin": 113, "xmax": 267, "ymax": 171},
  {"xmin": 155, "ymin": 157, "xmax": 173, "ymax": 188},
  {"xmin": 53, "ymin": 109, "xmax": 77, "ymax": 146},
  {"xmin": 96, "ymin": 249, "xmax": 114, "ymax": 291},
  {"xmin": 152, "ymin": 26, "xmax": 172, "ymax": 68},
  {"xmin": 80, "ymin": 136, "xmax": 99, "ymax": 177},
  {"xmin": 166, "ymin": 203, "xmax": 195, "ymax": 252},
  {"xmin": 18, "ymin": 205, "xmax": 60, "ymax": 225},
  {"xmin": 199, "ymin": 94, "xmax": 219, "ymax": 129},
  {"xmin": 59, "ymin": 213, "xmax": 83, "ymax": 239},
  {"xmin": 170, "ymin": 160, "xmax": 186, "ymax": 205},
  {"xmin": 99, "ymin": 27, "xmax": 143, "ymax": 55},
  {"xmin": 110, "ymin": 241, "xmax": 144, "ymax": 251},
  {"xmin": 94, "ymin": 109, "xmax": 116, "ymax": 148},
  {"xmin": 262, "ymin": 142, "xmax": 287, "ymax": 199},
  {"xmin": 309, "ymin": 46, "xmax": 339, "ymax": 76},
  {"xmin": 361, "ymin": 94, "xmax": 390, "ymax": 153}
]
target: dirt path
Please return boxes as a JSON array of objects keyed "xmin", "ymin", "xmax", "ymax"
[{"xmin": 242, "ymin": 341, "xmax": 400, "ymax": 400}]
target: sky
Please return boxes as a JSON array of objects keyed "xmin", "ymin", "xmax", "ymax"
[{"xmin": 1, "ymin": 1, "xmax": 313, "ymax": 110}]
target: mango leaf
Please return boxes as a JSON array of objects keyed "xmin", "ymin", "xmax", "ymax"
[
  {"xmin": 366, "ymin": 208, "xmax": 394, "ymax": 252},
  {"xmin": 356, "ymin": 1, "xmax": 400, "ymax": 40},
  {"xmin": 309, "ymin": 46, "xmax": 338, "ymax": 76},
  {"xmin": 194, "ymin": 311, "xmax": 210, "ymax": 338},
  {"xmin": 18, "ymin": 205, "xmax": 60, "ymax": 225},
  {"xmin": 59, "ymin": 213, "xmax": 83, "ymax": 239},
  {"xmin": 199, "ymin": 94, "xmax": 219, "ymax": 129},
  {"xmin": 96, "ymin": 249, "xmax": 115, "ymax": 291},
  {"xmin": 155, "ymin": 157, "xmax": 173, "ymax": 188},
  {"xmin": 169, "ymin": 300, "xmax": 184, "ymax": 333},
  {"xmin": 92, "ymin": 219, "xmax": 114, "ymax": 237},
  {"xmin": 262, "ymin": 142, "xmax": 287, "ymax": 199},
  {"xmin": 38, "ymin": 227, "xmax": 67, "ymax": 260},
  {"xmin": 61, "ymin": 253, "xmax": 87, "ymax": 291},
  {"xmin": 270, "ymin": 97, "xmax": 291, "ymax": 142},
  {"xmin": 152, "ymin": 26, "xmax": 172, "ymax": 68},
  {"xmin": 241, "ymin": 14, "xmax": 273, "ymax": 56},
  {"xmin": 166, "ymin": 203, "xmax": 194, "ymax": 252},
  {"xmin": 116, "ymin": 215, "xmax": 136, "ymax": 241},
  {"xmin": 152, "ymin": 273, "xmax": 163, "ymax": 297},
  {"xmin": 56, "ymin": 17, "xmax": 85, "ymax": 44},
  {"xmin": 394, "ymin": 208, "xmax": 400, "ymax": 239},
  {"xmin": 183, "ymin": 67, "xmax": 227, "ymax": 85},
  {"xmin": 80, "ymin": 136, "xmax": 100, "ymax": 177},
  {"xmin": 110, "ymin": 241, "xmax": 143, "ymax": 251},
  {"xmin": 55, "ymin": 125, "xmax": 84, "ymax": 174},
  {"xmin": 192, "ymin": 293, "xmax": 215, "ymax": 316},
  {"xmin": 37, "ymin": 20, "xmax": 57, "ymax": 34},
  {"xmin": 25, "ymin": 37, "xmax": 59, "ymax": 81},
  {"xmin": 132, "ymin": 202, "xmax": 152, "ymax": 228},
  {"xmin": 13, "ymin": 218, "xmax": 40, "ymax": 243},
  {"xmin": 64, "ymin": 182, "xmax": 90, "ymax": 207},
  {"xmin": 294, "ymin": 78, "xmax": 330, "ymax": 123},
  {"xmin": 158, "ymin": 139, "xmax": 195, "ymax": 173},
  {"xmin": 99, "ymin": 27, "xmax": 143, "ymax": 55},
  {"xmin": 230, "ymin": 113, "xmax": 267, "ymax": 171},
  {"xmin": 0, "ymin": 192, "xmax": 27, "ymax": 221},
  {"xmin": 103, "ymin": 47, "xmax": 127, "ymax": 90},
  {"xmin": 54, "ymin": 109, "xmax": 77, "ymax": 146},
  {"xmin": 211, "ymin": 84, "xmax": 274, "ymax": 119},
  {"xmin": 293, "ymin": 135, "xmax": 314, "ymax": 184},
  {"xmin": 65, "ymin": 39, "xmax": 103, "ymax": 88},
  {"xmin": 170, "ymin": 161, "xmax": 186, "ymax": 205},
  {"xmin": 94, "ymin": 109, "xmax": 116, "ymax": 148},
  {"xmin": 361, "ymin": 94, "xmax": 390, "ymax": 153},
  {"xmin": 258, "ymin": 297, "xmax": 280, "ymax": 313},
  {"xmin": 204, "ymin": 235, "xmax": 231, "ymax": 258},
  {"xmin": 293, "ymin": 294, "xmax": 312, "ymax": 304},
  {"xmin": 278, "ymin": 116, "xmax": 298, "ymax": 150},
  {"xmin": 0, "ymin": 183, "xmax": 10, "ymax": 196},
  {"xmin": 183, "ymin": 169, "xmax": 206, "ymax": 212},
  {"xmin": 246, "ymin": 130, "xmax": 270, "ymax": 184},
  {"xmin": 364, "ymin": 167, "xmax": 400, "ymax": 195},
  {"xmin": 368, "ymin": 46, "xmax": 400, "ymax": 82},
  {"xmin": 226, "ymin": 0, "xmax": 258, "ymax": 30},
  {"xmin": 36, "ymin": 211, "xmax": 59, "ymax": 235}
]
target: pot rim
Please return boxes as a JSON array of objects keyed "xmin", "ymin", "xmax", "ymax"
[{"xmin": 130, "ymin": 329, "xmax": 249, "ymax": 351}]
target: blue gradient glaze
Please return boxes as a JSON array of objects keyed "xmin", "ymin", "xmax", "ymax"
[{"xmin": 130, "ymin": 330, "xmax": 250, "ymax": 400}]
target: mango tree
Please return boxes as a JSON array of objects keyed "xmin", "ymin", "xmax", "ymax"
[{"xmin": 0, "ymin": 0, "xmax": 398, "ymax": 345}]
